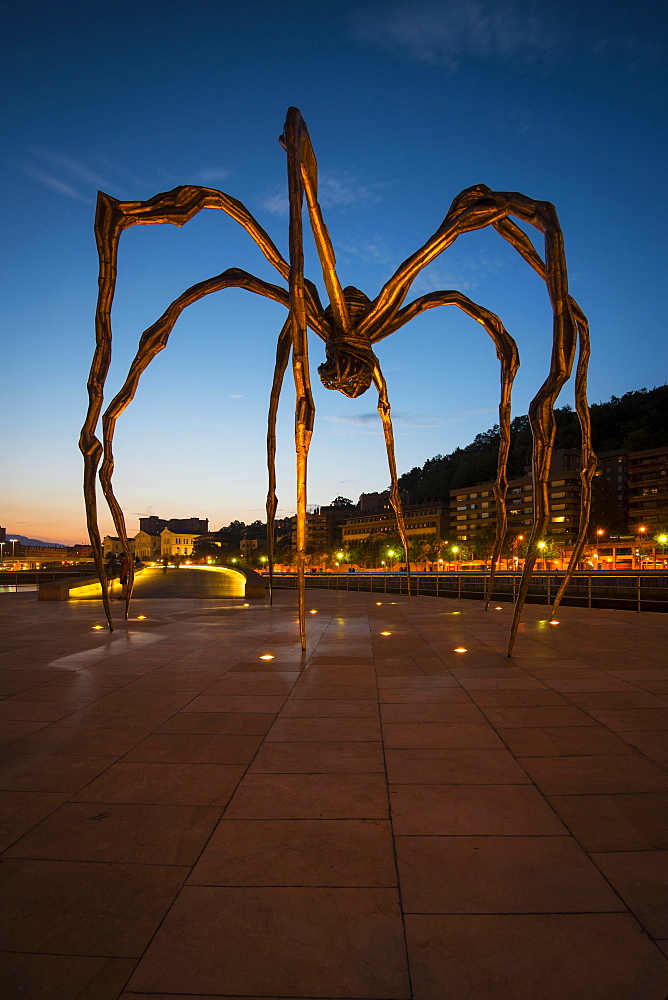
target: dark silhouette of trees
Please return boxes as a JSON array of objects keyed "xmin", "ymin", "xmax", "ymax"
[{"xmin": 399, "ymin": 386, "xmax": 667, "ymax": 503}]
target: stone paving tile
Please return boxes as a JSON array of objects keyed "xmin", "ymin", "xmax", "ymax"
[
  {"xmin": 10, "ymin": 724, "xmax": 148, "ymax": 757},
  {"xmin": 128, "ymin": 886, "xmax": 410, "ymax": 998},
  {"xmin": 278, "ymin": 697, "xmax": 379, "ymax": 717},
  {"xmin": 0, "ymin": 789, "xmax": 69, "ymax": 844},
  {"xmin": 157, "ymin": 711, "xmax": 276, "ymax": 735},
  {"xmin": 592, "ymin": 850, "xmax": 668, "ymax": 938},
  {"xmin": 0, "ymin": 953, "xmax": 136, "ymax": 1000},
  {"xmin": 378, "ymin": 687, "xmax": 471, "ymax": 704},
  {"xmin": 498, "ymin": 725, "xmax": 632, "ymax": 756},
  {"xmin": 396, "ymin": 835, "xmax": 622, "ymax": 913},
  {"xmin": 0, "ymin": 719, "xmax": 50, "ymax": 748},
  {"xmin": 250, "ymin": 740, "xmax": 385, "ymax": 773},
  {"xmin": 622, "ymin": 730, "xmax": 668, "ymax": 765},
  {"xmin": 0, "ymin": 700, "xmax": 79, "ymax": 722},
  {"xmin": 566, "ymin": 691, "xmax": 668, "ymax": 708},
  {"xmin": 583, "ymin": 708, "xmax": 668, "ymax": 731},
  {"xmin": 0, "ymin": 858, "xmax": 187, "ymax": 956},
  {"xmin": 467, "ymin": 688, "xmax": 568, "ymax": 706},
  {"xmin": 390, "ymin": 784, "xmax": 566, "ymax": 835},
  {"xmin": 481, "ymin": 705, "xmax": 598, "ymax": 728},
  {"xmin": 225, "ymin": 772, "xmax": 389, "ymax": 819},
  {"xmin": 121, "ymin": 733, "xmax": 263, "ymax": 764},
  {"xmin": 547, "ymin": 792, "xmax": 668, "ymax": 851},
  {"xmin": 4, "ymin": 802, "xmax": 222, "ymax": 865},
  {"xmin": 519, "ymin": 754, "xmax": 668, "ymax": 794},
  {"xmin": 182, "ymin": 694, "xmax": 287, "ymax": 713},
  {"xmin": 405, "ymin": 913, "xmax": 668, "ymax": 1000},
  {"xmin": 203, "ymin": 676, "xmax": 299, "ymax": 696},
  {"xmin": 0, "ymin": 751, "xmax": 116, "ymax": 793},
  {"xmin": 383, "ymin": 722, "xmax": 504, "ymax": 749},
  {"xmin": 289, "ymin": 684, "xmax": 379, "ymax": 701},
  {"xmin": 72, "ymin": 761, "xmax": 246, "ymax": 806},
  {"xmin": 385, "ymin": 747, "xmax": 531, "ymax": 784},
  {"xmin": 189, "ymin": 818, "xmax": 396, "ymax": 886},
  {"xmin": 266, "ymin": 717, "xmax": 381, "ymax": 741}
]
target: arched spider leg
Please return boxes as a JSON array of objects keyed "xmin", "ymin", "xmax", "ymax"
[
  {"xmin": 266, "ymin": 319, "xmax": 293, "ymax": 606},
  {"xmin": 358, "ymin": 190, "xmax": 577, "ymax": 655},
  {"xmin": 83, "ymin": 184, "xmax": 324, "ymax": 628},
  {"xmin": 98, "ymin": 269, "xmax": 291, "ymax": 623},
  {"xmin": 380, "ymin": 291, "xmax": 520, "ymax": 608},
  {"xmin": 415, "ymin": 188, "xmax": 595, "ymax": 615},
  {"xmin": 283, "ymin": 108, "xmax": 316, "ymax": 651},
  {"xmin": 482, "ymin": 214, "xmax": 596, "ymax": 617}
]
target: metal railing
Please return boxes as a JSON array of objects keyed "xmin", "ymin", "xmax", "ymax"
[{"xmin": 271, "ymin": 571, "xmax": 668, "ymax": 613}]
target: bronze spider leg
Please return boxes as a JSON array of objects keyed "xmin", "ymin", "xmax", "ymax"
[
  {"xmin": 266, "ymin": 319, "xmax": 293, "ymax": 606},
  {"xmin": 483, "ymin": 214, "xmax": 596, "ymax": 617},
  {"xmin": 433, "ymin": 187, "xmax": 595, "ymax": 614},
  {"xmin": 381, "ymin": 292, "xmax": 519, "ymax": 607},
  {"xmin": 357, "ymin": 190, "xmax": 578, "ymax": 656},
  {"xmin": 372, "ymin": 365, "xmax": 412, "ymax": 593},
  {"xmin": 99, "ymin": 270, "xmax": 291, "ymax": 622},
  {"xmin": 281, "ymin": 108, "xmax": 413, "ymax": 617},
  {"xmin": 283, "ymin": 108, "xmax": 317, "ymax": 651},
  {"xmin": 82, "ymin": 185, "xmax": 322, "ymax": 630}
]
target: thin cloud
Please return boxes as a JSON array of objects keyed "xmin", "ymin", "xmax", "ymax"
[
  {"xmin": 32, "ymin": 149, "xmax": 111, "ymax": 188},
  {"xmin": 410, "ymin": 251, "xmax": 507, "ymax": 294},
  {"xmin": 349, "ymin": 0, "xmax": 661, "ymax": 72},
  {"xmin": 324, "ymin": 410, "xmax": 457, "ymax": 429},
  {"xmin": 260, "ymin": 170, "xmax": 388, "ymax": 217},
  {"xmin": 349, "ymin": 0, "xmax": 570, "ymax": 70},
  {"xmin": 21, "ymin": 164, "xmax": 92, "ymax": 202},
  {"xmin": 193, "ymin": 167, "xmax": 231, "ymax": 185}
]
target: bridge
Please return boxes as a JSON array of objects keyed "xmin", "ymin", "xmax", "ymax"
[{"xmin": 37, "ymin": 565, "xmax": 265, "ymax": 602}]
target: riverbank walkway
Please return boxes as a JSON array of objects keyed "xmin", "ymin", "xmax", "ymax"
[{"xmin": 1, "ymin": 589, "xmax": 667, "ymax": 998}]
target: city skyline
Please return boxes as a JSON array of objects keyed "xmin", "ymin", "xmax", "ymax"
[{"xmin": 2, "ymin": 0, "xmax": 665, "ymax": 544}]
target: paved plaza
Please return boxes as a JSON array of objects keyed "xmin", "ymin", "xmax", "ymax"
[{"xmin": 1, "ymin": 587, "xmax": 667, "ymax": 999}]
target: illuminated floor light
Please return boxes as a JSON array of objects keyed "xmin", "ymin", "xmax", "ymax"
[
  {"xmin": 137, "ymin": 615, "xmax": 147, "ymax": 620},
  {"xmin": 454, "ymin": 647, "xmax": 468, "ymax": 653},
  {"xmin": 549, "ymin": 620, "xmax": 560, "ymax": 625},
  {"xmin": 380, "ymin": 631, "xmax": 392, "ymax": 636},
  {"xmin": 309, "ymin": 609, "xmax": 318, "ymax": 614},
  {"xmin": 243, "ymin": 603, "xmax": 250, "ymax": 607},
  {"xmin": 92, "ymin": 625, "xmax": 104, "ymax": 630},
  {"xmin": 259, "ymin": 654, "xmax": 275, "ymax": 660},
  {"xmin": 376, "ymin": 602, "xmax": 382, "ymax": 605},
  {"xmin": 495, "ymin": 606, "xmax": 503, "ymax": 611}
]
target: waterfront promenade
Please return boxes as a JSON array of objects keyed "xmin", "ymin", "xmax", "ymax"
[{"xmin": 1, "ymin": 588, "xmax": 667, "ymax": 998}]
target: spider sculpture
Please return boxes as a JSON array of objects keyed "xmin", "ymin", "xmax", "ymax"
[{"xmin": 80, "ymin": 106, "xmax": 595, "ymax": 656}]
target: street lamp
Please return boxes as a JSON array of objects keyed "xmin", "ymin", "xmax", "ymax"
[
  {"xmin": 452, "ymin": 545, "xmax": 459, "ymax": 570},
  {"xmin": 656, "ymin": 533, "xmax": 667, "ymax": 569},
  {"xmin": 537, "ymin": 540, "xmax": 546, "ymax": 571}
]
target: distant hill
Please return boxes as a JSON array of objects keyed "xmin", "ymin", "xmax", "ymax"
[
  {"xmin": 398, "ymin": 385, "xmax": 668, "ymax": 504},
  {"xmin": 4, "ymin": 534, "xmax": 66, "ymax": 549}
]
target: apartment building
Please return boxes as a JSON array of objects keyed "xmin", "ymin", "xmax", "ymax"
[
  {"xmin": 627, "ymin": 447, "xmax": 668, "ymax": 532},
  {"xmin": 341, "ymin": 503, "xmax": 449, "ymax": 547},
  {"xmin": 450, "ymin": 450, "xmax": 582, "ymax": 547}
]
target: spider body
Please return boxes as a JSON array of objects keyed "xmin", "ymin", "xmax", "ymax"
[
  {"xmin": 81, "ymin": 107, "xmax": 594, "ymax": 656},
  {"xmin": 319, "ymin": 289, "xmax": 377, "ymax": 397}
]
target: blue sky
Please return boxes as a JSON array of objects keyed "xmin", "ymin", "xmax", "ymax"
[{"xmin": 1, "ymin": 0, "xmax": 665, "ymax": 544}]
